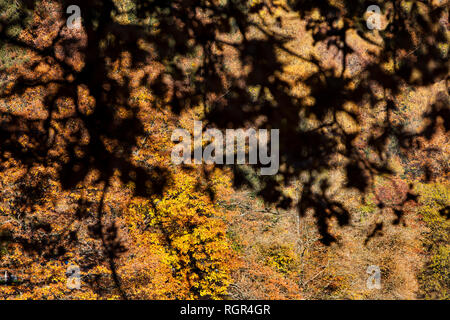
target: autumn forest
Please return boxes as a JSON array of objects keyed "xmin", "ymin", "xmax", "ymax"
[{"xmin": 0, "ymin": 0, "xmax": 448, "ymax": 300}]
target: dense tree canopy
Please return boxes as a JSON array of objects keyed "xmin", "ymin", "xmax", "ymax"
[{"xmin": 0, "ymin": 0, "xmax": 448, "ymax": 299}]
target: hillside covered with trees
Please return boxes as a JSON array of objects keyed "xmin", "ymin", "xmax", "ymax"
[{"xmin": 0, "ymin": 0, "xmax": 448, "ymax": 299}]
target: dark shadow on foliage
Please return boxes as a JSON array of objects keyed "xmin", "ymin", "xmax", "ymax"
[{"xmin": 0, "ymin": 0, "xmax": 448, "ymax": 298}]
